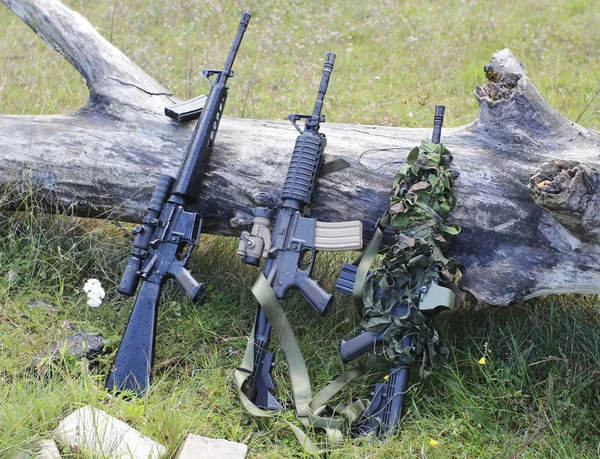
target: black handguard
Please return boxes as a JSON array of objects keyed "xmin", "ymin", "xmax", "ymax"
[
  {"xmin": 106, "ymin": 12, "xmax": 251, "ymax": 394},
  {"xmin": 336, "ymin": 105, "xmax": 447, "ymax": 438},
  {"xmin": 237, "ymin": 54, "xmax": 362, "ymax": 411}
]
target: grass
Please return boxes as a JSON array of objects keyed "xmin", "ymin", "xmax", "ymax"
[
  {"xmin": 1, "ymin": 0, "xmax": 599, "ymax": 458},
  {"xmin": 1, "ymin": 0, "xmax": 599, "ymax": 128}
]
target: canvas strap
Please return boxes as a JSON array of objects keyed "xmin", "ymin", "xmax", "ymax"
[{"xmin": 235, "ymin": 274, "xmax": 372, "ymax": 454}]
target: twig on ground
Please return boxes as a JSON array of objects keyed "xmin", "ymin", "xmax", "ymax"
[
  {"xmin": 154, "ymin": 355, "xmax": 185, "ymax": 372},
  {"xmin": 508, "ymin": 403, "xmax": 569, "ymax": 459}
]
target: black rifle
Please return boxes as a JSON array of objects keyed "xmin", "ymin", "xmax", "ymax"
[
  {"xmin": 336, "ymin": 106, "xmax": 450, "ymax": 437},
  {"xmin": 237, "ymin": 53, "xmax": 362, "ymax": 410},
  {"xmin": 106, "ymin": 12, "xmax": 251, "ymax": 394}
]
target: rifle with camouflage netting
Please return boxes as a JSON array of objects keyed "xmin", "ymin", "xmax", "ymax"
[{"xmin": 336, "ymin": 105, "xmax": 461, "ymax": 437}]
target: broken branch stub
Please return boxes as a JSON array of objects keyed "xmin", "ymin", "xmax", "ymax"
[{"xmin": 531, "ymin": 160, "xmax": 600, "ymax": 243}]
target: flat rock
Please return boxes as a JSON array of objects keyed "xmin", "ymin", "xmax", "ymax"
[
  {"xmin": 58, "ymin": 331, "xmax": 105, "ymax": 360},
  {"xmin": 32, "ymin": 331, "xmax": 106, "ymax": 372},
  {"xmin": 54, "ymin": 406, "xmax": 166, "ymax": 459},
  {"xmin": 175, "ymin": 434, "xmax": 247, "ymax": 459},
  {"xmin": 28, "ymin": 299, "xmax": 59, "ymax": 315},
  {"xmin": 8, "ymin": 451, "xmax": 31, "ymax": 459},
  {"xmin": 35, "ymin": 439, "xmax": 61, "ymax": 458}
]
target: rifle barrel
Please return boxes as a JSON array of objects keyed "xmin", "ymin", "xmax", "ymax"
[
  {"xmin": 431, "ymin": 105, "xmax": 445, "ymax": 144},
  {"xmin": 219, "ymin": 12, "xmax": 252, "ymax": 84},
  {"xmin": 170, "ymin": 12, "xmax": 251, "ymax": 201},
  {"xmin": 312, "ymin": 52, "xmax": 336, "ymax": 119}
]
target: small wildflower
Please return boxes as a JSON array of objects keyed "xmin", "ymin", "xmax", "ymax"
[
  {"xmin": 83, "ymin": 278, "xmax": 105, "ymax": 308},
  {"xmin": 479, "ymin": 342, "xmax": 490, "ymax": 365},
  {"xmin": 429, "ymin": 439, "xmax": 439, "ymax": 446},
  {"xmin": 383, "ymin": 374, "xmax": 389, "ymax": 381}
]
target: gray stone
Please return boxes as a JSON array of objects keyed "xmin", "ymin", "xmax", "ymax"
[
  {"xmin": 35, "ymin": 439, "xmax": 61, "ymax": 459},
  {"xmin": 54, "ymin": 405, "xmax": 166, "ymax": 459},
  {"xmin": 174, "ymin": 434, "xmax": 247, "ymax": 459},
  {"xmin": 62, "ymin": 331, "xmax": 105, "ymax": 360},
  {"xmin": 8, "ymin": 451, "xmax": 31, "ymax": 459},
  {"xmin": 28, "ymin": 299, "xmax": 59, "ymax": 315},
  {"xmin": 32, "ymin": 331, "xmax": 106, "ymax": 372}
]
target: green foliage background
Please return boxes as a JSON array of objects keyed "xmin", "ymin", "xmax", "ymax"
[{"xmin": 0, "ymin": 0, "xmax": 599, "ymax": 458}]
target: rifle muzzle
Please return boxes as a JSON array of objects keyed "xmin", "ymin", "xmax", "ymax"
[{"xmin": 432, "ymin": 105, "xmax": 445, "ymax": 144}]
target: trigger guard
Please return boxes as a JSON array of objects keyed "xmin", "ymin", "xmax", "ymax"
[{"xmin": 298, "ymin": 247, "xmax": 315, "ymax": 270}]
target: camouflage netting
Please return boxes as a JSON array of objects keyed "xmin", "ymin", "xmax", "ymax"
[{"xmin": 362, "ymin": 141, "xmax": 461, "ymax": 378}]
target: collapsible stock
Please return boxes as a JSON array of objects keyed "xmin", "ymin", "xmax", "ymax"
[{"xmin": 353, "ymin": 365, "xmax": 410, "ymax": 437}]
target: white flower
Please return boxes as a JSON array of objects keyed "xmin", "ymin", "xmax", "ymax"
[
  {"xmin": 87, "ymin": 296, "xmax": 103, "ymax": 308},
  {"xmin": 83, "ymin": 278, "xmax": 105, "ymax": 308}
]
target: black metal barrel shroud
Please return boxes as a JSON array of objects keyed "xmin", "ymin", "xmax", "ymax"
[{"xmin": 281, "ymin": 53, "xmax": 336, "ymax": 206}]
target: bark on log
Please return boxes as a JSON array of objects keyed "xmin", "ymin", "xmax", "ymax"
[{"xmin": 1, "ymin": 0, "xmax": 599, "ymax": 307}]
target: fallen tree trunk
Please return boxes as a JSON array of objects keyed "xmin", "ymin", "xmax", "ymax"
[{"xmin": 1, "ymin": 0, "xmax": 599, "ymax": 307}]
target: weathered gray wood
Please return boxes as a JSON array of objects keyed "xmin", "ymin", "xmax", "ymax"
[
  {"xmin": 2, "ymin": 0, "xmax": 174, "ymax": 114},
  {"xmin": 1, "ymin": 0, "xmax": 599, "ymax": 307}
]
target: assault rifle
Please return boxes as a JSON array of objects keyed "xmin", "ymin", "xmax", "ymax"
[
  {"xmin": 106, "ymin": 12, "xmax": 251, "ymax": 394},
  {"xmin": 336, "ymin": 105, "xmax": 454, "ymax": 437},
  {"xmin": 237, "ymin": 53, "xmax": 363, "ymax": 410}
]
